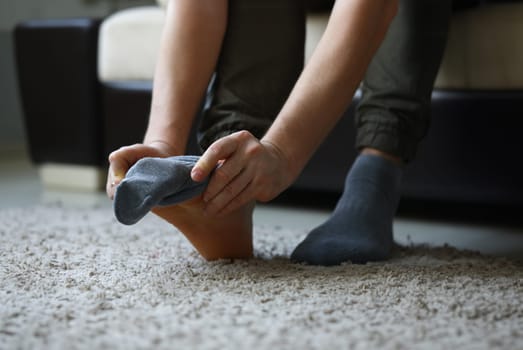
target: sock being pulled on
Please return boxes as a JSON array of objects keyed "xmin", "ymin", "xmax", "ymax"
[
  {"xmin": 291, "ymin": 153, "xmax": 403, "ymax": 266},
  {"xmin": 114, "ymin": 156, "xmax": 209, "ymax": 225}
]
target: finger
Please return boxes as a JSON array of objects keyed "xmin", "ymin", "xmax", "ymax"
[
  {"xmin": 108, "ymin": 155, "xmax": 129, "ymax": 181},
  {"xmin": 105, "ymin": 174, "xmax": 115, "ymax": 200},
  {"xmin": 106, "ymin": 145, "xmax": 143, "ymax": 199},
  {"xmin": 204, "ymin": 168, "xmax": 252, "ymax": 216},
  {"xmin": 202, "ymin": 151, "xmax": 247, "ymax": 203},
  {"xmin": 106, "ymin": 143, "xmax": 172, "ymax": 200},
  {"xmin": 106, "ymin": 179, "xmax": 119, "ymax": 200},
  {"xmin": 108, "ymin": 144, "xmax": 165, "ymax": 178},
  {"xmin": 105, "ymin": 160, "xmax": 124, "ymax": 199},
  {"xmin": 191, "ymin": 133, "xmax": 241, "ymax": 182},
  {"xmin": 212, "ymin": 181, "xmax": 257, "ymax": 217},
  {"xmin": 106, "ymin": 156, "xmax": 123, "ymax": 200}
]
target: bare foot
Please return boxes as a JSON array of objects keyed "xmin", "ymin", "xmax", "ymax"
[{"xmin": 152, "ymin": 196, "xmax": 254, "ymax": 260}]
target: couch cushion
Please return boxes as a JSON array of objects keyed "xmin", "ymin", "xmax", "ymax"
[
  {"xmin": 305, "ymin": 13, "xmax": 329, "ymax": 64},
  {"xmin": 156, "ymin": 0, "xmax": 168, "ymax": 9},
  {"xmin": 435, "ymin": 3, "xmax": 523, "ymax": 89},
  {"xmin": 306, "ymin": 4, "xmax": 523, "ymax": 90},
  {"xmin": 98, "ymin": 6, "xmax": 165, "ymax": 82},
  {"xmin": 100, "ymin": 3, "xmax": 523, "ymax": 90}
]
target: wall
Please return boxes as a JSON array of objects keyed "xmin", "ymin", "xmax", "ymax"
[{"xmin": 0, "ymin": 0, "xmax": 153, "ymax": 154}]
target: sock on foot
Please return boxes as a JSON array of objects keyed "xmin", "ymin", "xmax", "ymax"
[
  {"xmin": 114, "ymin": 156, "xmax": 210, "ymax": 225},
  {"xmin": 290, "ymin": 154, "xmax": 402, "ymax": 266}
]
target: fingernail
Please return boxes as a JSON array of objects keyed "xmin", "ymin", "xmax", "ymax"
[{"xmin": 191, "ymin": 168, "xmax": 203, "ymax": 180}]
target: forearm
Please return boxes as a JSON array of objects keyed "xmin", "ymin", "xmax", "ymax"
[
  {"xmin": 262, "ymin": 0, "xmax": 398, "ymax": 182},
  {"xmin": 144, "ymin": 0, "xmax": 228, "ymax": 155}
]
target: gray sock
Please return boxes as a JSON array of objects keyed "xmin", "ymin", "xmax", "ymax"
[
  {"xmin": 290, "ymin": 154, "xmax": 403, "ymax": 265},
  {"xmin": 114, "ymin": 156, "xmax": 209, "ymax": 225}
]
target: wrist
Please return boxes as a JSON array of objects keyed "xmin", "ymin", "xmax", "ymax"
[
  {"xmin": 361, "ymin": 147, "xmax": 403, "ymax": 166},
  {"xmin": 144, "ymin": 114, "xmax": 191, "ymax": 156},
  {"xmin": 260, "ymin": 138, "xmax": 300, "ymax": 188},
  {"xmin": 143, "ymin": 138, "xmax": 182, "ymax": 157}
]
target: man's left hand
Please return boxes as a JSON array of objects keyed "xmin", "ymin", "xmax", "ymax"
[{"xmin": 191, "ymin": 130, "xmax": 292, "ymax": 216}]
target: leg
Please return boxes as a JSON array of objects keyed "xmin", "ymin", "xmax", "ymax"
[
  {"xmin": 291, "ymin": 0, "xmax": 452, "ymax": 265},
  {"xmin": 151, "ymin": 0, "xmax": 305, "ymax": 260},
  {"xmin": 198, "ymin": 0, "xmax": 305, "ymax": 149},
  {"xmin": 356, "ymin": 0, "xmax": 452, "ymax": 161},
  {"xmin": 121, "ymin": 0, "xmax": 253, "ymax": 260}
]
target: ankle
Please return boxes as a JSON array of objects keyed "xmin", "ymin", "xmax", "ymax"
[{"xmin": 361, "ymin": 147, "xmax": 403, "ymax": 166}]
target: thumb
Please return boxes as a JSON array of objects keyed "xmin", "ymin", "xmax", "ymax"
[{"xmin": 108, "ymin": 155, "xmax": 129, "ymax": 182}]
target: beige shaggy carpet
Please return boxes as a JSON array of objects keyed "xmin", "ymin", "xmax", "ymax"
[{"xmin": 0, "ymin": 205, "xmax": 522, "ymax": 350}]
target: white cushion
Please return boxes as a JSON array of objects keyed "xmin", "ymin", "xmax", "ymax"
[
  {"xmin": 306, "ymin": 4, "xmax": 523, "ymax": 90},
  {"xmin": 305, "ymin": 13, "xmax": 329, "ymax": 64},
  {"xmin": 98, "ymin": 6, "xmax": 165, "ymax": 82},
  {"xmin": 156, "ymin": 0, "xmax": 168, "ymax": 9},
  {"xmin": 99, "ymin": 3, "xmax": 523, "ymax": 89},
  {"xmin": 435, "ymin": 3, "xmax": 523, "ymax": 89}
]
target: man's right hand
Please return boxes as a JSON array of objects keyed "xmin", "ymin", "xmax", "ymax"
[{"xmin": 106, "ymin": 141, "xmax": 176, "ymax": 199}]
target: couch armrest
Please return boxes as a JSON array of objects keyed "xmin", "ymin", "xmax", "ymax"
[{"xmin": 14, "ymin": 18, "xmax": 104, "ymax": 166}]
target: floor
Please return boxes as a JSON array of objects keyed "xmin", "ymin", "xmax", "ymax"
[{"xmin": 1, "ymin": 150, "xmax": 522, "ymax": 260}]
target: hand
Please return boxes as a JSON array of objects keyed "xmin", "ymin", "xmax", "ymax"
[
  {"xmin": 106, "ymin": 141, "xmax": 176, "ymax": 199},
  {"xmin": 191, "ymin": 130, "xmax": 293, "ymax": 217}
]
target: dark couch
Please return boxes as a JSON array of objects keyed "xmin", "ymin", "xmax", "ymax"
[{"xmin": 14, "ymin": 11, "xmax": 523, "ymax": 207}]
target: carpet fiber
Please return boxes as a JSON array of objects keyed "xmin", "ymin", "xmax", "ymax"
[{"xmin": 1, "ymin": 205, "xmax": 522, "ymax": 349}]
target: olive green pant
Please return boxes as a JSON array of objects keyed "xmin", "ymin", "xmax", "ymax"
[{"xmin": 198, "ymin": 0, "xmax": 452, "ymax": 162}]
